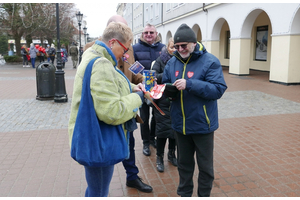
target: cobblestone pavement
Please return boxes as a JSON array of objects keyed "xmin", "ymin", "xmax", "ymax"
[{"xmin": 0, "ymin": 61, "xmax": 299, "ymax": 197}]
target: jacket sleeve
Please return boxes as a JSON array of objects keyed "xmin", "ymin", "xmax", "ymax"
[
  {"xmin": 132, "ymin": 73, "xmax": 143, "ymax": 85},
  {"xmin": 152, "ymin": 58, "xmax": 164, "ymax": 84},
  {"xmin": 186, "ymin": 61, "xmax": 227, "ymax": 100},
  {"xmin": 91, "ymin": 58, "xmax": 142, "ymax": 125},
  {"xmin": 128, "ymin": 45, "xmax": 143, "ymax": 84},
  {"xmin": 162, "ymin": 62, "xmax": 171, "ymax": 84}
]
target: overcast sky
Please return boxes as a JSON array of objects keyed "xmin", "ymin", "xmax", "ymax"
[{"xmin": 74, "ymin": 2, "xmax": 119, "ymax": 38}]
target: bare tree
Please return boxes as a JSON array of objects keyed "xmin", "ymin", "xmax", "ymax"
[{"xmin": 0, "ymin": 3, "xmax": 77, "ymax": 55}]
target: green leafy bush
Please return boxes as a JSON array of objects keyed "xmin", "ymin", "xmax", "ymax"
[{"xmin": 4, "ymin": 55, "xmax": 23, "ymax": 63}]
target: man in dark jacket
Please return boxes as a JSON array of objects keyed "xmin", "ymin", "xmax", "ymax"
[
  {"xmin": 162, "ymin": 24, "xmax": 227, "ymax": 197},
  {"xmin": 133, "ymin": 24, "xmax": 165, "ymax": 156}
]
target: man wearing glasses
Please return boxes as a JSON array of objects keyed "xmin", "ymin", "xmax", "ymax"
[
  {"xmin": 133, "ymin": 24, "xmax": 165, "ymax": 157},
  {"xmin": 162, "ymin": 24, "xmax": 227, "ymax": 197}
]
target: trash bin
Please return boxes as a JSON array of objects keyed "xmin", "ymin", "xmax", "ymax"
[{"xmin": 36, "ymin": 62, "xmax": 56, "ymax": 100}]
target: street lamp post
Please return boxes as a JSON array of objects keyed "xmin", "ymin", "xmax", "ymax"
[
  {"xmin": 54, "ymin": 3, "xmax": 68, "ymax": 103},
  {"xmin": 83, "ymin": 26, "xmax": 87, "ymax": 45},
  {"xmin": 76, "ymin": 11, "xmax": 83, "ymax": 64}
]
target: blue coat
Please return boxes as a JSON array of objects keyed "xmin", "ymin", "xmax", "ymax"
[
  {"xmin": 132, "ymin": 38, "xmax": 165, "ymax": 71},
  {"xmin": 162, "ymin": 42, "xmax": 227, "ymax": 135}
]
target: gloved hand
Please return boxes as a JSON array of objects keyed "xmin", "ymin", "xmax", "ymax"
[
  {"xmin": 164, "ymin": 83, "xmax": 179, "ymax": 101},
  {"xmin": 136, "ymin": 91, "xmax": 144, "ymax": 102}
]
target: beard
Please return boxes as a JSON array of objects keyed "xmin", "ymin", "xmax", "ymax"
[
  {"xmin": 178, "ymin": 52, "xmax": 191, "ymax": 59},
  {"xmin": 178, "ymin": 44, "xmax": 195, "ymax": 59}
]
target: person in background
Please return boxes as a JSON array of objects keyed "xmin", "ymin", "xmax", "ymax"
[
  {"xmin": 151, "ymin": 37, "xmax": 177, "ymax": 172},
  {"xmin": 38, "ymin": 47, "xmax": 44, "ymax": 63},
  {"xmin": 28, "ymin": 43, "xmax": 39, "ymax": 68},
  {"xmin": 49, "ymin": 44, "xmax": 56, "ymax": 64},
  {"xmin": 162, "ymin": 23, "xmax": 227, "ymax": 197},
  {"xmin": 21, "ymin": 45, "xmax": 30, "ymax": 68},
  {"xmin": 61, "ymin": 44, "xmax": 68, "ymax": 68},
  {"xmin": 68, "ymin": 22, "xmax": 145, "ymax": 197},
  {"xmin": 69, "ymin": 42, "xmax": 79, "ymax": 69},
  {"xmin": 132, "ymin": 23, "xmax": 165, "ymax": 156},
  {"xmin": 79, "ymin": 47, "xmax": 83, "ymax": 64},
  {"xmin": 45, "ymin": 44, "xmax": 51, "ymax": 62}
]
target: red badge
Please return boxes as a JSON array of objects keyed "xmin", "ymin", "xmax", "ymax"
[
  {"xmin": 175, "ymin": 71, "xmax": 179, "ymax": 77},
  {"xmin": 187, "ymin": 71, "xmax": 194, "ymax": 78}
]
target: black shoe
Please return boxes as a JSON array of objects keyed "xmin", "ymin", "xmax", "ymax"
[
  {"xmin": 126, "ymin": 176, "xmax": 153, "ymax": 193},
  {"xmin": 156, "ymin": 155, "xmax": 164, "ymax": 172},
  {"xmin": 143, "ymin": 144, "xmax": 151, "ymax": 156},
  {"xmin": 150, "ymin": 139, "xmax": 157, "ymax": 148},
  {"xmin": 168, "ymin": 149, "xmax": 177, "ymax": 166}
]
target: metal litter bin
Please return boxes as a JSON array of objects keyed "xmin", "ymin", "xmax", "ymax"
[{"xmin": 36, "ymin": 62, "xmax": 56, "ymax": 100}]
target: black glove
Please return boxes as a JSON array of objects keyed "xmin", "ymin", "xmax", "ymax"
[{"xmin": 164, "ymin": 83, "xmax": 179, "ymax": 101}]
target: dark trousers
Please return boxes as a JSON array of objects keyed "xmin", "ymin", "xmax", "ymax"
[
  {"xmin": 22, "ymin": 55, "xmax": 28, "ymax": 65},
  {"xmin": 50, "ymin": 56, "xmax": 55, "ymax": 64},
  {"xmin": 175, "ymin": 131, "xmax": 214, "ymax": 197},
  {"xmin": 39, "ymin": 56, "xmax": 44, "ymax": 63},
  {"xmin": 122, "ymin": 131, "xmax": 139, "ymax": 181},
  {"xmin": 139, "ymin": 102, "xmax": 156, "ymax": 145},
  {"xmin": 156, "ymin": 137, "xmax": 176, "ymax": 156}
]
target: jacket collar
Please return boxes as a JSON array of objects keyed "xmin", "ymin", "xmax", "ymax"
[
  {"xmin": 160, "ymin": 46, "xmax": 173, "ymax": 64},
  {"xmin": 94, "ymin": 40, "xmax": 118, "ymax": 67}
]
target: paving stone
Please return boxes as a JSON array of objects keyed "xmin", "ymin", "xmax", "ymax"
[{"xmin": 0, "ymin": 62, "xmax": 299, "ymax": 197}]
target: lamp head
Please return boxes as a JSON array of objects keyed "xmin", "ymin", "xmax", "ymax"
[{"xmin": 76, "ymin": 11, "xmax": 83, "ymax": 23}]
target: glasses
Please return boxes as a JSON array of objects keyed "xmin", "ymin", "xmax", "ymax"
[
  {"xmin": 173, "ymin": 43, "xmax": 189, "ymax": 50},
  {"xmin": 143, "ymin": 31, "xmax": 155, "ymax": 35},
  {"xmin": 114, "ymin": 39, "xmax": 129, "ymax": 54}
]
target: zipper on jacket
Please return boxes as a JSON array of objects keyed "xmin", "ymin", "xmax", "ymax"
[
  {"xmin": 180, "ymin": 55, "xmax": 192, "ymax": 135},
  {"xmin": 203, "ymin": 105, "xmax": 211, "ymax": 130}
]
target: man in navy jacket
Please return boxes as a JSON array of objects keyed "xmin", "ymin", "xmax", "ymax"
[
  {"xmin": 133, "ymin": 24, "xmax": 165, "ymax": 156},
  {"xmin": 162, "ymin": 24, "xmax": 227, "ymax": 197}
]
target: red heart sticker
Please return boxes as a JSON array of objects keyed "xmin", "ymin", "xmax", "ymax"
[{"xmin": 187, "ymin": 71, "xmax": 194, "ymax": 78}]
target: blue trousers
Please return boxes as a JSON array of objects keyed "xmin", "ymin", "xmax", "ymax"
[
  {"xmin": 84, "ymin": 165, "xmax": 114, "ymax": 197},
  {"xmin": 31, "ymin": 57, "xmax": 36, "ymax": 68},
  {"xmin": 122, "ymin": 131, "xmax": 139, "ymax": 181}
]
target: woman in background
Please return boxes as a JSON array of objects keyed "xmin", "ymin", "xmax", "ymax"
[
  {"xmin": 21, "ymin": 45, "xmax": 30, "ymax": 68},
  {"xmin": 152, "ymin": 37, "xmax": 177, "ymax": 172},
  {"xmin": 28, "ymin": 43, "xmax": 38, "ymax": 68}
]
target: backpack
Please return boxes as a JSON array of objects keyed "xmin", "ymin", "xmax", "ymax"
[
  {"xmin": 70, "ymin": 47, "xmax": 77, "ymax": 55},
  {"xmin": 49, "ymin": 48, "xmax": 55, "ymax": 56}
]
